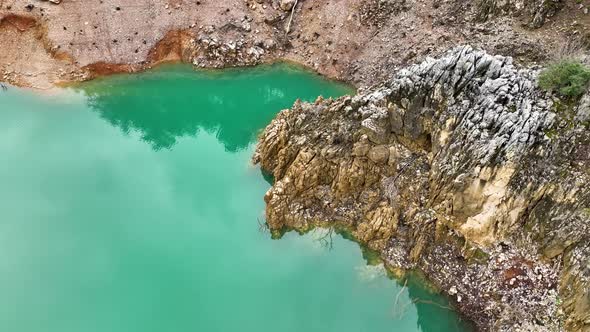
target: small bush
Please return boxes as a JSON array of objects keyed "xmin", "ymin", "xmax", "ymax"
[{"xmin": 538, "ymin": 60, "xmax": 590, "ymax": 99}]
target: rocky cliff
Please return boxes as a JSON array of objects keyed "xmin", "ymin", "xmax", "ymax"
[{"xmin": 254, "ymin": 46, "xmax": 589, "ymax": 331}]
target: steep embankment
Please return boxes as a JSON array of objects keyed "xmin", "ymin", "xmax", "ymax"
[
  {"xmin": 1, "ymin": 0, "xmax": 589, "ymax": 88},
  {"xmin": 255, "ymin": 46, "xmax": 589, "ymax": 331}
]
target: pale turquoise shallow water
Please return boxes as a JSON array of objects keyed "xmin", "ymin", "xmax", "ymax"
[{"xmin": 0, "ymin": 64, "xmax": 472, "ymax": 332}]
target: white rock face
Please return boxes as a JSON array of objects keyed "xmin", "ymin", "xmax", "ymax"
[{"xmin": 255, "ymin": 45, "xmax": 589, "ymax": 331}]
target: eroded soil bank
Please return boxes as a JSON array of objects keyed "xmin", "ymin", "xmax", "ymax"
[
  {"xmin": 1, "ymin": 1, "xmax": 590, "ymax": 331},
  {"xmin": 1, "ymin": 0, "xmax": 590, "ymax": 89}
]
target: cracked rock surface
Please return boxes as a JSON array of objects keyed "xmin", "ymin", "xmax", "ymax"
[{"xmin": 255, "ymin": 46, "xmax": 590, "ymax": 331}]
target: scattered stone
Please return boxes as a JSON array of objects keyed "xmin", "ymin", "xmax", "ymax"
[{"xmin": 279, "ymin": 0, "xmax": 296, "ymax": 11}]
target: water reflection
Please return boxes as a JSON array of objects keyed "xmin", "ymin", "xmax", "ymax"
[
  {"xmin": 0, "ymin": 64, "xmax": 474, "ymax": 332},
  {"xmin": 352, "ymin": 233, "xmax": 474, "ymax": 332},
  {"xmin": 77, "ymin": 63, "xmax": 353, "ymax": 151}
]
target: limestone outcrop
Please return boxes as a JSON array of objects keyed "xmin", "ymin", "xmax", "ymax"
[{"xmin": 254, "ymin": 46, "xmax": 590, "ymax": 331}]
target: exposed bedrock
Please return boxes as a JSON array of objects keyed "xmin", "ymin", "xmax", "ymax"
[{"xmin": 254, "ymin": 46, "xmax": 590, "ymax": 331}]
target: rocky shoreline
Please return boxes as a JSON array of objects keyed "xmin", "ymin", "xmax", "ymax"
[
  {"xmin": 254, "ymin": 46, "xmax": 589, "ymax": 331},
  {"xmin": 1, "ymin": 0, "xmax": 590, "ymax": 331}
]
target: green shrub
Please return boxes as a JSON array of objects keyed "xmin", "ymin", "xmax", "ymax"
[{"xmin": 538, "ymin": 60, "xmax": 590, "ymax": 99}]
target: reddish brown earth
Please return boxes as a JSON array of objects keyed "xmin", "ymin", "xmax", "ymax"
[{"xmin": 1, "ymin": 0, "xmax": 589, "ymax": 89}]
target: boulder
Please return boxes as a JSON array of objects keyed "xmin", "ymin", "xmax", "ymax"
[{"xmin": 279, "ymin": 0, "xmax": 296, "ymax": 11}]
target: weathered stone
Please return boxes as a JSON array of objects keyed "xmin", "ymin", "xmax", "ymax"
[
  {"xmin": 279, "ymin": 0, "xmax": 296, "ymax": 11},
  {"xmin": 255, "ymin": 46, "xmax": 589, "ymax": 331},
  {"xmin": 367, "ymin": 145, "xmax": 390, "ymax": 164}
]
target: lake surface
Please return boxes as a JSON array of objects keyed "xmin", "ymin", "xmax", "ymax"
[{"xmin": 0, "ymin": 64, "xmax": 471, "ymax": 332}]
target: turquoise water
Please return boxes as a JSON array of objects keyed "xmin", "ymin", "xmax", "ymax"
[{"xmin": 0, "ymin": 64, "xmax": 471, "ymax": 332}]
